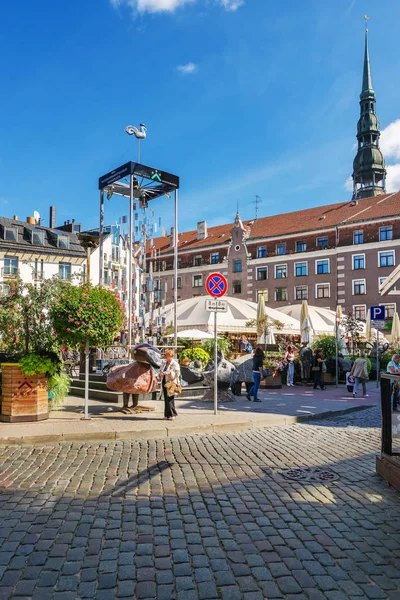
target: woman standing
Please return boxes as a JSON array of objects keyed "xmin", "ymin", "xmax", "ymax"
[
  {"xmin": 247, "ymin": 346, "xmax": 264, "ymax": 403},
  {"xmin": 351, "ymin": 352, "xmax": 369, "ymax": 398},
  {"xmin": 387, "ymin": 354, "xmax": 400, "ymax": 411},
  {"xmin": 313, "ymin": 348, "xmax": 326, "ymax": 390},
  {"xmin": 285, "ymin": 345, "xmax": 295, "ymax": 387},
  {"xmin": 160, "ymin": 349, "xmax": 181, "ymax": 420}
]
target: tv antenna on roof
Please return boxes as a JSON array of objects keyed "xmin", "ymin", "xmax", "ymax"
[{"xmin": 253, "ymin": 195, "xmax": 262, "ymax": 220}]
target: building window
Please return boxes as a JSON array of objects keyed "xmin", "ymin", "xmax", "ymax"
[
  {"xmin": 295, "ymin": 286, "xmax": 308, "ymax": 300},
  {"xmin": 256, "ymin": 267, "xmax": 268, "ymax": 281},
  {"xmin": 353, "ymin": 230, "xmax": 364, "ymax": 245},
  {"xmin": 193, "ymin": 275, "xmax": 202, "ymax": 287},
  {"xmin": 295, "ymin": 262, "xmax": 307, "ymax": 277},
  {"xmin": 276, "ymin": 243, "xmax": 286, "ymax": 255},
  {"xmin": 296, "ymin": 241, "xmax": 307, "ymax": 253},
  {"xmin": 57, "ymin": 235, "xmax": 70, "ymax": 249},
  {"xmin": 275, "ymin": 264, "xmax": 287, "ymax": 279},
  {"xmin": 31, "ymin": 230, "xmax": 45, "ymax": 245},
  {"xmin": 383, "ymin": 304, "xmax": 396, "ymax": 319},
  {"xmin": 352, "ymin": 279, "xmax": 366, "ymax": 295},
  {"xmin": 233, "ymin": 280, "xmax": 242, "ymax": 294},
  {"xmin": 233, "ymin": 259, "xmax": 242, "ymax": 273},
  {"xmin": 3, "ymin": 256, "xmax": 18, "ymax": 276},
  {"xmin": 352, "ymin": 254, "xmax": 365, "ymax": 270},
  {"xmin": 210, "ymin": 252, "xmax": 219, "ymax": 265},
  {"xmin": 172, "ymin": 276, "xmax": 182, "ymax": 289},
  {"xmin": 316, "ymin": 259, "xmax": 329, "ymax": 274},
  {"xmin": 316, "ymin": 283, "xmax": 330, "ymax": 299},
  {"xmin": 3, "ymin": 227, "xmax": 18, "ymax": 242},
  {"xmin": 257, "ymin": 290, "xmax": 268, "ymax": 302},
  {"xmin": 316, "ymin": 236, "xmax": 328, "ymax": 248},
  {"xmin": 353, "ymin": 305, "xmax": 366, "ymax": 320},
  {"xmin": 379, "ymin": 250, "xmax": 394, "ymax": 267},
  {"xmin": 193, "ymin": 255, "xmax": 202, "ymax": 267},
  {"xmin": 275, "ymin": 287, "xmax": 288, "ymax": 301},
  {"xmin": 257, "ymin": 246, "xmax": 267, "ymax": 258},
  {"xmin": 59, "ymin": 263, "xmax": 71, "ymax": 281},
  {"xmin": 379, "ymin": 226, "xmax": 393, "ymax": 241}
]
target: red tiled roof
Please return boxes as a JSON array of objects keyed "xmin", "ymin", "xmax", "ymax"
[{"xmin": 149, "ymin": 191, "xmax": 400, "ymax": 255}]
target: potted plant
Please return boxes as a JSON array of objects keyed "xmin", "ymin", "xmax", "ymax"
[
  {"xmin": 51, "ymin": 282, "xmax": 125, "ymax": 419},
  {"xmin": 0, "ymin": 277, "xmax": 63, "ymax": 422}
]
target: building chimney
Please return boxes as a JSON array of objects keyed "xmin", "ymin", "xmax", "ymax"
[
  {"xmin": 26, "ymin": 216, "xmax": 36, "ymax": 225},
  {"xmin": 49, "ymin": 206, "xmax": 56, "ymax": 229},
  {"xmin": 13, "ymin": 215, "xmax": 18, "ymax": 221},
  {"xmin": 197, "ymin": 221, "xmax": 207, "ymax": 241}
]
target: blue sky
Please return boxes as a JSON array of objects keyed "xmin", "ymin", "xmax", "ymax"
[{"xmin": 1, "ymin": 0, "xmax": 400, "ymax": 235}]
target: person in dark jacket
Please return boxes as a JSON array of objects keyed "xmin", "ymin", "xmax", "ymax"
[
  {"xmin": 313, "ymin": 348, "xmax": 327, "ymax": 390},
  {"xmin": 247, "ymin": 346, "xmax": 264, "ymax": 403}
]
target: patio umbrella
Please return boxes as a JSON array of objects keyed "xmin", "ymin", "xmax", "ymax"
[
  {"xmin": 256, "ymin": 294, "xmax": 267, "ymax": 343},
  {"xmin": 265, "ymin": 326, "xmax": 276, "ymax": 345},
  {"xmin": 300, "ymin": 300, "xmax": 313, "ymax": 344},
  {"xmin": 365, "ymin": 310, "xmax": 372, "ymax": 341},
  {"xmin": 392, "ymin": 311, "xmax": 400, "ymax": 345},
  {"xmin": 165, "ymin": 329, "xmax": 214, "ymax": 340}
]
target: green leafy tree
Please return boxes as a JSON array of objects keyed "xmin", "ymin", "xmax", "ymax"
[
  {"xmin": 179, "ymin": 348, "xmax": 210, "ymax": 365},
  {"xmin": 202, "ymin": 337, "xmax": 231, "ymax": 357},
  {"xmin": 51, "ymin": 283, "xmax": 125, "ymax": 348},
  {"xmin": 311, "ymin": 335, "xmax": 337, "ymax": 358}
]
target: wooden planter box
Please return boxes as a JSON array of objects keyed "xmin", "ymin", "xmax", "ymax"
[
  {"xmin": 260, "ymin": 373, "xmax": 282, "ymax": 390},
  {"xmin": 0, "ymin": 363, "xmax": 49, "ymax": 422}
]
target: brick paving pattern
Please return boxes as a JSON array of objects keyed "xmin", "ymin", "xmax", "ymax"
[{"xmin": 0, "ymin": 406, "xmax": 399, "ymax": 599}]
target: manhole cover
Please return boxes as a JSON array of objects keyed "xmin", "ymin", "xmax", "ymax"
[{"xmin": 281, "ymin": 467, "xmax": 339, "ymax": 483}]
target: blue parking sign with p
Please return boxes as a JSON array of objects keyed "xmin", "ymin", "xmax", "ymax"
[{"xmin": 370, "ymin": 305, "xmax": 385, "ymax": 321}]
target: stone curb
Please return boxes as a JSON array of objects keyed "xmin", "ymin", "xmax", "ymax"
[{"xmin": 0, "ymin": 405, "xmax": 373, "ymax": 446}]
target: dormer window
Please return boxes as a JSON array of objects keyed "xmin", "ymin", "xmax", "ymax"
[
  {"xmin": 58, "ymin": 235, "xmax": 70, "ymax": 249},
  {"xmin": 31, "ymin": 230, "xmax": 45, "ymax": 245},
  {"xmin": 4, "ymin": 227, "xmax": 17, "ymax": 242}
]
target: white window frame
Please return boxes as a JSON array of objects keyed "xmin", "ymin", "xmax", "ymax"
[
  {"xmin": 316, "ymin": 236, "xmax": 328, "ymax": 248},
  {"xmin": 353, "ymin": 230, "xmax": 364, "ymax": 245},
  {"xmin": 315, "ymin": 283, "xmax": 330, "ymax": 299},
  {"xmin": 257, "ymin": 290, "xmax": 268, "ymax": 302},
  {"xmin": 192, "ymin": 274, "xmax": 203, "ymax": 287},
  {"xmin": 378, "ymin": 277, "xmax": 386, "ymax": 287},
  {"xmin": 256, "ymin": 266, "xmax": 268, "ymax": 281},
  {"xmin": 379, "ymin": 225, "xmax": 393, "ymax": 241},
  {"xmin": 3, "ymin": 227, "xmax": 18, "ymax": 242},
  {"xmin": 352, "ymin": 253, "xmax": 366, "ymax": 270},
  {"xmin": 315, "ymin": 258, "xmax": 330, "ymax": 275},
  {"xmin": 381, "ymin": 303, "xmax": 396, "ymax": 319},
  {"xmin": 294, "ymin": 261, "xmax": 308, "ymax": 277},
  {"xmin": 257, "ymin": 246, "xmax": 267, "ymax": 258},
  {"xmin": 274, "ymin": 263, "xmax": 288, "ymax": 279},
  {"xmin": 296, "ymin": 241, "xmax": 307, "ymax": 253},
  {"xmin": 294, "ymin": 285, "xmax": 308, "ymax": 300},
  {"xmin": 276, "ymin": 243, "xmax": 286, "ymax": 255},
  {"xmin": 193, "ymin": 254, "xmax": 202, "ymax": 267},
  {"xmin": 378, "ymin": 250, "xmax": 395, "ymax": 268},
  {"xmin": 352, "ymin": 279, "xmax": 366, "ymax": 295},
  {"xmin": 210, "ymin": 252, "xmax": 219, "ymax": 265},
  {"xmin": 353, "ymin": 304, "xmax": 367, "ymax": 320},
  {"xmin": 57, "ymin": 235, "xmax": 70, "ymax": 249},
  {"xmin": 274, "ymin": 287, "xmax": 288, "ymax": 302}
]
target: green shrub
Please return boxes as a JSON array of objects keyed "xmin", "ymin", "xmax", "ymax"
[
  {"xmin": 179, "ymin": 348, "xmax": 210, "ymax": 365},
  {"xmin": 19, "ymin": 352, "xmax": 62, "ymax": 377},
  {"xmin": 48, "ymin": 371, "xmax": 71, "ymax": 410},
  {"xmin": 202, "ymin": 337, "xmax": 231, "ymax": 357},
  {"xmin": 379, "ymin": 353, "xmax": 392, "ymax": 371},
  {"xmin": 312, "ymin": 335, "xmax": 337, "ymax": 359}
]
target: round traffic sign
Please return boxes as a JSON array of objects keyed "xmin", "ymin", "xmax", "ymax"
[{"xmin": 205, "ymin": 272, "xmax": 228, "ymax": 298}]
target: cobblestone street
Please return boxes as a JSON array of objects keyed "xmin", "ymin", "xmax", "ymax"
[{"xmin": 0, "ymin": 406, "xmax": 399, "ymax": 600}]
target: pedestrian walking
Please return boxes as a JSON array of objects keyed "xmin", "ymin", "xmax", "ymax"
[
  {"xmin": 387, "ymin": 354, "xmax": 400, "ymax": 411},
  {"xmin": 299, "ymin": 343, "xmax": 313, "ymax": 382},
  {"xmin": 351, "ymin": 352, "xmax": 369, "ymax": 398},
  {"xmin": 313, "ymin": 348, "xmax": 327, "ymax": 390},
  {"xmin": 285, "ymin": 345, "xmax": 295, "ymax": 387},
  {"xmin": 247, "ymin": 346, "xmax": 264, "ymax": 403},
  {"xmin": 160, "ymin": 349, "xmax": 181, "ymax": 420}
]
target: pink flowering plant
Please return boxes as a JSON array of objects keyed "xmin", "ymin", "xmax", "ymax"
[{"xmin": 51, "ymin": 283, "xmax": 125, "ymax": 348}]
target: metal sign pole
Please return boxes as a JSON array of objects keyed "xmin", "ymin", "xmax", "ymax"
[
  {"xmin": 173, "ymin": 189, "xmax": 178, "ymax": 349},
  {"xmin": 83, "ymin": 340, "xmax": 90, "ymax": 420},
  {"xmin": 335, "ymin": 322, "xmax": 339, "ymax": 388},
  {"xmin": 128, "ymin": 175, "xmax": 134, "ymax": 349},
  {"xmin": 376, "ymin": 328, "xmax": 380, "ymax": 388},
  {"xmin": 99, "ymin": 190, "xmax": 104, "ymax": 286},
  {"xmin": 214, "ymin": 310, "xmax": 218, "ymax": 415}
]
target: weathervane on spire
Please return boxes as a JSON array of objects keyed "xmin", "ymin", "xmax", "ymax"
[
  {"xmin": 125, "ymin": 123, "xmax": 147, "ymax": 162},
  {"xmin": 364, "ymin": 14, "xmax": 370, "ymax": 32}
]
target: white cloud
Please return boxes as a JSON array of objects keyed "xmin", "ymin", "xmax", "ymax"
[
  {"xmin": 344, "ymin": 176, "xmax": 353, "ymax": 192},
  {"xmin": 220, "ymin": 0, "xmax": 244, "ymax": 10},
  {"xmin": 386, "ymin": 164, "xmax": 400, "ymax": 192},
  {"xmin": 177, "ymin": 62, "xmax": 198, "ymax": 75},
  {"xmin": 110, "ymin": 0, "xmax": 244, "ymax": 14},
  {"xmin": 380, "ymin": 119, "xmax": 400, "ymax": 160}
]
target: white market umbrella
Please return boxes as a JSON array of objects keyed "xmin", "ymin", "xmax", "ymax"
[
  {"xmin": 165, "ymin": 329, "xmax": 214, "ymax": 340},
  {"xmin": 147, "ymin": 296, "xmax": 300, "ymax": 334},
  {"xmin": 256, "ymin": 293, "xmax": 267, "ymax": 343},
  {"xmin": 265, "ymin": 326, "xmax": 276, "ymax": 345},
  {"xmin": 392, "ymin": 311, "xmax": 400, "ymax": 345},
  {"xmin": 300, "ymin": 300, "xmax": 313, "ymax": 344},
  {"xmin": 365, "ymin": 310, "xmax": 372, "ymax": 341}
]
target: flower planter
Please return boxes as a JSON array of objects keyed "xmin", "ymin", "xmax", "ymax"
[
  {"xmin": 0, "ymin": 364, "xmax": 49, "ymax": 422},
  {"xmin": 260, "ymin": 373, "xmax": 282, "ymax": 390}
]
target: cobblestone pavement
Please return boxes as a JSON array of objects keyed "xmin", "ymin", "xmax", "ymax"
[{"xmin": 0, "ymin": 406, "xmax": 399, "ymax": 600}]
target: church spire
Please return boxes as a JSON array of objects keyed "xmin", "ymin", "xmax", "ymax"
[{"xmin": 351, "ymin": 19, "xmax": 386, "ymax": 200}]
